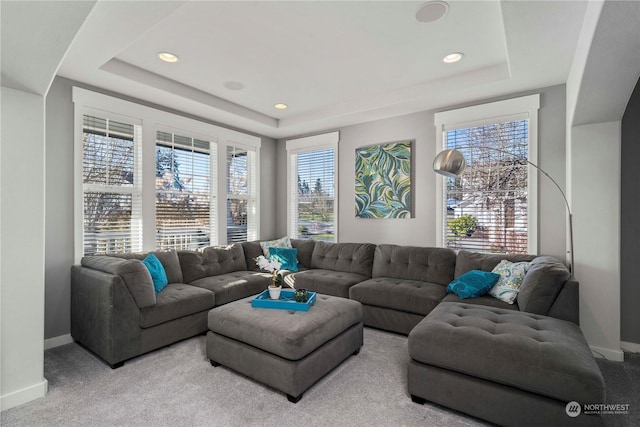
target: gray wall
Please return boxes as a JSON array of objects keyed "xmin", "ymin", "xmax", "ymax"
[
  {"xmin": 44, "ymin": 76, "xmax": 277, "ymax": 340},
  {"xmin": 277, "ymin": 84, "xmax": 568, "ymax": 259},
  {"xmin": 621, "ymin": 77, "xmax": 640, "ymax": 345}
]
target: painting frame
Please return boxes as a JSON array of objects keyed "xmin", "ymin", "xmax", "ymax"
[{"xmin": 355, "ymin": 139, "xmax": 413, "ymax": 219}]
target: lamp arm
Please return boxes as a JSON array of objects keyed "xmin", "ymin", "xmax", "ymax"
[{"xmin": 480, "ymin": 147, "xmax": 574, "ymax": 274}]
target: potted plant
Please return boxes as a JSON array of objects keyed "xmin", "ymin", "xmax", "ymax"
[{"xmin": 255, "ymin": 255, "xmax": 283, "ymax": 299}]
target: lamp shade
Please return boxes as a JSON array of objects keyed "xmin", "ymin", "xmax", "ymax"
[{"xmin": 433, "ymin": 149, "xmax": 466, "ymax": 178}]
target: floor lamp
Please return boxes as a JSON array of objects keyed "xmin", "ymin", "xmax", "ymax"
[{"xmin": 432, "ymin": 148, "xmax": 574, "ymax": 275}]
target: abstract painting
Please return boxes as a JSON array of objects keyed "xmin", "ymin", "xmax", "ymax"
[{"xmin": 355, "ymin": 140, "xmax": 412, "ymax": 218}]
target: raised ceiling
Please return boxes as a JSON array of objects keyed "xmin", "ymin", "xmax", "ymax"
[{"xmin": 56, "ymin": 1, "xmax": 588, "ymax": 139}]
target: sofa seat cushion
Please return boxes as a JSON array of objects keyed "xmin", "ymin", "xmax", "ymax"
[
  {"xmin": 349, "ymin": 278, "xmax": 446, "ymax": 316},
  {"xmin": 284, "ymin": 269, "xmax": 367, "ymax": 298},
  {"xmin": 190, "ymin": 271, "xmax": 270, "ymax": 306},
  {"xmin": 441, "ymin": 292, "xmax": 519, "ymax": 311},
  {"xmin": 140, "ymin": 283, "xmax": 215, "ymax": 328},
  {"xmin": 408, "ymin": 302, "xmax": 605, "ymax": 404}
]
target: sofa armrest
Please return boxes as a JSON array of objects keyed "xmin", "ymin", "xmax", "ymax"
[
  {"xmin": 71, "ymin": 266, "xmax": 143, "ymax": 366},
  {"xmin": 81, "ymin": 256, "xmax": 155, "ymax": 308},
  {"xmin": 547, "ymin": 277, "xmax": 579, "ymax": 325}
]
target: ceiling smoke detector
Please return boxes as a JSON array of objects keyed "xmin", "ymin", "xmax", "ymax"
[{"xmin": 415, "ymin": 1, "xmax": 450, "ymax": 23}]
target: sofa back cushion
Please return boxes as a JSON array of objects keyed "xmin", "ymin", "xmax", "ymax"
[
  {"xmin": 241, "ymin": 241, "xmax": 264, "ymax": 271},
  {"xmin": 517, "ymin": 256, "xmax": 571, "ymax": 315},
  {"xmin": 114, "ymin": 250, "xmax": 183, "ymax": 284},
  {"xmin": 178, "ymin": 244, "xmax": 247, "ymax": 283},
  {"xmin": 310, "ymin": 241, "xmax": 375, "ymax": 277},
  {"xmin": 291, "ymin": 238, "xmax": 316, "ymax": 268},
  {"xmin": 454, "ymin": 250, "xmax": 536, "ymax": 278},
  {"xmin": 81, "ymin": 256, "xmax": 156, "ymax": 308},
  {"xmin": 372, "ymin": 244, "xmax": 456, "ymax": 285}
]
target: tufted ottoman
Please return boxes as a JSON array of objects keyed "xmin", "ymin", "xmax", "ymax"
[
  {"xmin": 207, "ymin": 293, "xmax": 363, "ymax": 403},
  {"xmin": 408, "ymin": 302, "xmax": 605, "ymax": 427}
]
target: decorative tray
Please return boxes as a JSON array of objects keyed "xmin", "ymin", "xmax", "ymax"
[{"xmin": 251, "ymin": 289, "xmax": 316, "ymax": 312}]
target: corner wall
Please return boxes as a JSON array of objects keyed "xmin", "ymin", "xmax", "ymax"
[{"xmin": 1, "ymin": 86, "xmax": 48, "ymax": 409}]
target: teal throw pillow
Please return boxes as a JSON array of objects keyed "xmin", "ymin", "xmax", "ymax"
[
  {"xmin": 142, "ymin": 253, "xmax": 169, "ymax": 293},
  {"xmin": 269, "ymin": 247, "xmax": 299, "ymax": 272},
  {"xmin": 446, "ymin": 270, "xmax": 500, "ymax": 299}
]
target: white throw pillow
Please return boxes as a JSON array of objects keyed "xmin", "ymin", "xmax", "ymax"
[
  {"xmin": 259, "ymin": 236, "xmax": 292, "ymax": 256},
  {"xmin": 489, "ymin": 259, "xmax": 530, "ymax": 304}
]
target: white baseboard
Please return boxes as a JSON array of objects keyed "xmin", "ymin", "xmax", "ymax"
[
  {"xmin": 0, "ymin": 379, "xmax": 48, "ymax": 411},
  {"xmin": 44, "ymin": 334, "xmax": 73, "ymax": 350},
  {"xmin": 589, "ymin": 344, "xmax": 624, "ymax": 361},
  {"xmin": 621, "ymin": 341, "xmax": 640, "ymax": 354}
]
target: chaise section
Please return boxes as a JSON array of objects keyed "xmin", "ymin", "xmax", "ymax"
[{"xmin": 408, "ymin": 302, "xmax": 604, "ymax": 426}]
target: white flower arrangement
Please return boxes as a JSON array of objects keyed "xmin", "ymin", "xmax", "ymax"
[{"xmin": 255, "ymin": 255, "xmax": 283, "ymax": 288}]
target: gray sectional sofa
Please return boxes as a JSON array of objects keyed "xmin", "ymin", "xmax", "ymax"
[
  {"xmin": 71, "ymin": 238, "xmax": 598, "ymax": 425},
  {"xmin": 71, "ymin": 239, "xmax": 578, "ymax": 368}
]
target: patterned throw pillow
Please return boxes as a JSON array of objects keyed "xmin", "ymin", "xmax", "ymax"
[
  {"xmin": 446, "ymin": 270, "xmax": 501, "ymax": 299},
  {"xmin": 489, "ymin": 260, "xmax": 531, "ymax": 304},
  {"xmin": 260, "ymin": 236, "xmax": 292, "ymax": 256}
]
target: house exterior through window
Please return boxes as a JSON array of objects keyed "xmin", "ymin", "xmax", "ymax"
[
  {"xmin": 286, "ymin": 132, "xmax": 339, "ymax": 242},
  {"xmin": 434, "ymin": 95, "xmax": 540, "ymax": 254}
]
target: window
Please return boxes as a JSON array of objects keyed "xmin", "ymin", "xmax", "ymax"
[
  {"xmin": 81, "ymin": 114, "xmax": 142, "ymax": 255},
  {"xmin": 74, "ymin": 87, "xmax": 260, "ymax": 260},
  {"xmin": 155, "ymin": 131, "xmax": 213, "ymax": 250},
  {"xmin": 226, "ymin": 144, "xmax": 258, "ymax": 243},
  {"xmin": 286, "ymin": 132, "xmax": 339, "ymax": 242},
  {"xmin": 434, "ymin": 95, "xmax": 539, "ymax": 254}
]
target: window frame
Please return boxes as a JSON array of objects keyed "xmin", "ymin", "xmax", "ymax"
[
  {"xmin": 73, "ymin": 87, "xmax": 259, "ymax": 262},
  {"xmin": 434, "ymin": 94, "xmax": 540, "ymax": 254},
  {"xmin": 286, "ymin": 131, "xmax": 339, "ymax": 242}
]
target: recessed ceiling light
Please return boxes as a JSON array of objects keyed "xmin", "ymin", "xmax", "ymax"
[
  {"xmin": 274, "ymin": 103, "xmax": 288, "ymax": 110},
  {"xmin": 224, "ymin": 81, "xmax": 245, "ymax": 90},
  {"xmin": 443, "ymin": 52, "xmax": 464, "ymax": 64},
  {"xmin": 158, "ymin": 52, "xmax": 179, "ymax": 63},
  {"xmin": 416, "ymin": 1, "xmax": 449, "ymax": 23}
]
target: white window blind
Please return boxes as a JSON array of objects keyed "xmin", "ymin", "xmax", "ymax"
[
  {"xmin": 287, "ymin": 132, "xmax": 338, "ymax": 242},
  {"xmin": 226, "ymin": 145, "xmax": 257, "ymax": 243},
  {"xmin": 155, "ymin": 131, "xmax": 214, "ymax": 250},
  {"xmin": 444, "ymin": 120, "xmax": 530, "ymax": 253},
  {"xmin": 82, "ymin": 114, "xmax": 142, "ymax": 255}
]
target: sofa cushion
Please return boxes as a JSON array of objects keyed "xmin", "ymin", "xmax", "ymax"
[
  {"xmin": 285, "ymin": 269, "xmax": 368, "ymax": 298},
  {"xmin": 142, "ymin": 253, "xmax": 169, "ymax": 293},
  {"xmin": 310, "ymin": 241, "xmax": 375, "ymax": 277},
  {"xmin": 488, "ymin": 260, "xmax": 530, "ymax": 304},
  {"xmin": 517, "ymin": 256, "xmax": 570, "ymax": 315},
  {"xmin": 349, "ymin": 278, "xmax": 446, "ymax": 316},
  {"xmin": 190, "ymin": 271, "xmax": 271, "ymax": 306},
  {"xmin": 454, "ymin": 250, "xmax": 535, "ymax": 278},
  {"xmin": 291, "ymin": 238, "xmax": 316, "ymax": 268},
  {"xmin": 151, "ymin": 250, "xmax": 183, "ymax": 284},
  {"xmin": 269, "ymin": 247, "xmax": 299, "ymax": 272},
  {"xmin": 259, "ymin": 236, "xmax": 292, "ymax": 256},
  {"xmin": 81, "ymin": 256, "xmax": 156, "ymax": 308},
  {"xmin": 372, "ymin": 244, "xmax": 456, "ymax": 285},
  {"xmin": 140, "ymin": 283, "xmax": 215, "ymax": 328},
  {"xmin": 178, "ymin": 244, "xmax": 247, "ymax": 283},
  {"xmin": 408, "ymin": 302, "xmax": 605, "ymax": 404},
  {"xmin": 446, "ymin": 270, "xmax": 500, "ymax": 299},
  {"xmin": 241, "ymin": 241, "xmax": 264, "ymax": 271}
]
